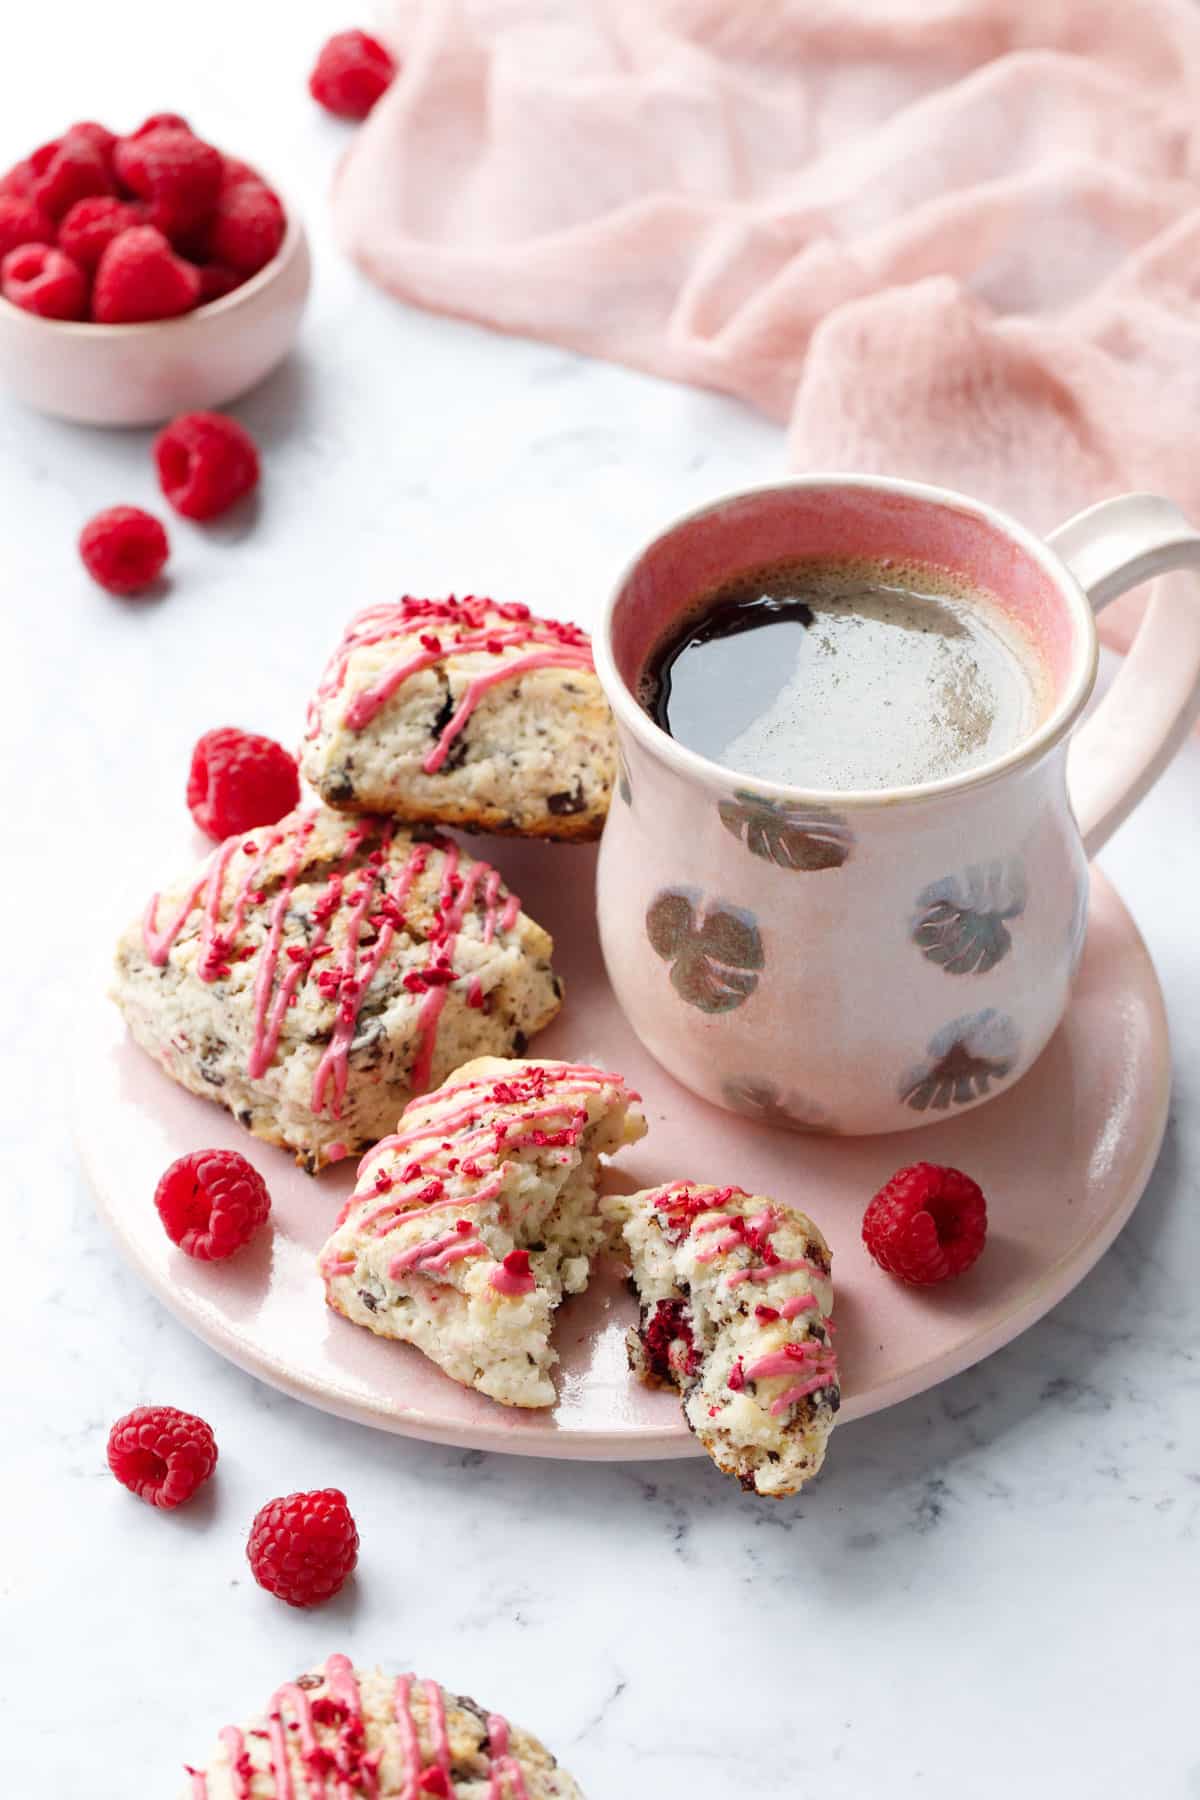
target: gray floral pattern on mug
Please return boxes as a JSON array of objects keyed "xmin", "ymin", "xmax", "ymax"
[
  {"xmin": 721, "ymin": 1076, "xmax": 838, "ymax": 1134},
  {"xmin": 617, "ymin": 753, "xmax": 633, "ymax": 808},
  {"xmin": 911, "ymin": 860, "xmax": 1027, "ymax": 975},
  {"xmin": 646, "ymin": 888, "xmax": 763, "ymax": 1014},
  {"xmin": 900, "ymin": 1009, "xmax": 1020, "ymax": 1112},
  {"xmin": 718, "ymin": 790, "xmax": 854, "ymax": 873}
]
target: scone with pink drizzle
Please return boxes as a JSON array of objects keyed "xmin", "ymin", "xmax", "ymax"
[
  {"xmin": 604, "ymin": 1182, "xmax": 839, "ymax": 1496},
  {"xmin": 182, "ymin": 1652, "xmax": 584, "ymax": 1797},
  {"xmin": 301, "ymin": 595, "xmax": 615, "ymax": 840},
  {"xmin": 319, "ymin": 1057, "xmax": 646, "ymax": 1407},
  {"xmin": 112, "ymin": 807, "xmax": 561, "ymax": 1172}
]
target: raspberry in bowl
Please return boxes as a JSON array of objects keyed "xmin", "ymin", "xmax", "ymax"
[{"xmin": 0, "ymin": 117, "xmax": 310, "ymax": 425}]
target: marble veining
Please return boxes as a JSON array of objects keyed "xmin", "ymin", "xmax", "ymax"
[{"xmin": 1, "ymin": 8, "xmax": 1198, "ymax": 1797}]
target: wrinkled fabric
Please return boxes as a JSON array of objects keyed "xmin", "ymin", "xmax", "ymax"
[{"xmin": 336, "ymin": 0, "xmax": 1200, "ymax": 651}]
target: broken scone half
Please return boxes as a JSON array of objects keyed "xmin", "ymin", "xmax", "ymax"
[
  {"xmin": 113, "ymin": 808, "xmax": 561, "ymax": 1171},
  {"xmin": 301, "ymin": 594, "xmax": 616, "ymax": 840},
  {"xmin": 604, "ymin": 1182, "xmax": 839, "ymax": 1496},
  {"xmin": 319, "ymin": 1057, "xmax": 646, "ymax": 1407},
  {"xmin": 182, "ymin": 1652, "xmax": 585, "ymax": 1798}
]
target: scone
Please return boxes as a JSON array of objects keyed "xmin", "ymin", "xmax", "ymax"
[
  {"xmin": 113, "ymin": 808, "xmax": 561, "ymax": 1172},
  {"xmin": 301, "ymin": 595, "xmax": 615, "ymax": 840},
  {"xmin": 183, "ymin": 1653, "xmax": 584, "ymax": 1797},
  {"xmin": 604, "ymin": 1182, "xmax": 839, "ymax": 1496},
  {"xmin": 319, "ymin": 1057, "xmax": 646, "ymax": 1406}
]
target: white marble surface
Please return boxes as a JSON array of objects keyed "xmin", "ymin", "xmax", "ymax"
[{"xmin": 3, "ymin": 7, "xmax": 1199, "ymax": 1795}]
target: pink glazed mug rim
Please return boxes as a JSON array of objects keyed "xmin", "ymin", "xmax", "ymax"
[{"xmin": 594, "ymin": 473, "xmax": 1101, "ymax": 813}]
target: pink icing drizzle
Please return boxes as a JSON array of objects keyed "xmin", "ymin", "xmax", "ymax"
[
  {"xmin": 191, "ymin": 1657, "xmax": 537, "ymax": 1797},
  {"xmin": 325, "ymin": 1063, "xmax": 633, "ymax": 1302},
  {"xmin": 139, "ymin": 812, "xmax": 527, "ymax": 1131},
  {"xmin": 305, "ymin": 595, "xmax": 594, "ymax": 780},
  {"xmin": 247, "ymin": 816, "xmax": 320, "ymax": 1079},
  {"xmin": 388, "ymin": 1230, "xmax": 488, "ymax": 1277},
  {"xmin": 486, "ymin": 1715, "xmax": 531, "ymax": 1800},
  {"xmin": 654, "ymin": 1183, "xmax": 839, "ymax": 1415},
  {"xmin": 311, "ymin": 836, "xmax": 431, "ymax": 1117}
]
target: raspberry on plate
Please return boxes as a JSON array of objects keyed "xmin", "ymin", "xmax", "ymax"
[
  {"xmin": 246, "ymin": 1488, "xmax": 359, "ymax": 1607},
  {"xmin": 57, "ymin": 196, "xmax": 143, "ymax": 272},
  {"xmin": 309, "ymin": 29, "xmax": 398, "ymax": 119},
  {"xmin": 78, "ymin": 506, "xmax": 169, "ymax": 595},
  {"xmin": 862, "ymin": 1162, "xmax": 988, "ymax": 1285},
  {"xmin": 186, "ymin": 726, "xmax": 299, "ymax": 840},
  {"xmin": 29, "ymin": 129, "xmax": 113, "ymax": 219},
  {"xmin": 154, "ymin": 411, "xmax": 260, "ymax": 519},
  {"xmin": 106, "ymin": 1404, "xmax": 218, "ymax": 1509},
  {"xmin": 154, "ymin": 1147, "xmax": 272, "ymax": 1260},
  {"xmin": 0, "ymin": 194, "xmax": 54, "ymax": 260},
  {"xmin": 91, "ymin": 224, "xmax": 200, "ymax": 323},
  {"xmin": 208, "ymin": 180, "xmax": 285, "ymax": 276},
  {"xmin": 112, "ymin": 127, "xmax": 222, "ymax": 240},
  {"xmin": 1, "ymin": 243, "xmax": 87, "ymax": 320}
]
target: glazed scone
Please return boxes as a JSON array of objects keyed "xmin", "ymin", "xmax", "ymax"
[
  {"xmin": 113, "ymin": 808, "xmax": 561, "ymax": 1172},
  {"xmin": 604, "ymin": 1182, "xmax": 839, "ymax": 1496},
  {"xmin": 301, "ymin": 595, "xmax": 615, "ymax": 840},
  {"xmin": 183, "ymin": 1653, "xmax": 585, "ymax": 1797},
  {"xmin": 320, "ymin": 1057, "xmax": 646, "ymax": 1406}
]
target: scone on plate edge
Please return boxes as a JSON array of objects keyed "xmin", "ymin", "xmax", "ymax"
[
  {"xmin": 301, "ymin": 595, "xmax": 615, "ymax": 841},
  {"xmin": 604, "ymin": 1182, "xmax": 840, "ymax": 1496},
  {"xmin": 183, "ymin": 1652, "xmax": 585, "ymax": 1797},
  {"xmin": 319, "ymin": 1057, "xmax": 646, "ymax": 1407},
  {"xmin": 112, "ymin": 807, "xmax": 562, "ymax": 1172}
]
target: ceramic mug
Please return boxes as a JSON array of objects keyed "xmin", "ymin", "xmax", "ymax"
[{"xmin": 594, "ymin": 477, "xmax": 1200, "ymax": 1135}]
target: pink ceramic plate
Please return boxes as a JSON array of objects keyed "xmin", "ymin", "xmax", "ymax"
[{"xmin": 76, "ymin": 845, "xmax": 1167, "ymax": 1459}]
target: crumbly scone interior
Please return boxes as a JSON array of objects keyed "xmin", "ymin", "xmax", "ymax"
[
  {"xmin": 321, "ymin": 1059, "xmax": 646, "ymax": 1408},
  {"xmin": 605, "ymin": 1184, "xmax": 839, "ymax": 1497}
]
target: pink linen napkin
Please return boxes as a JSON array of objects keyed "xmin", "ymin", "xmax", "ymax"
[{"xmin": 335, "ymin": 0, "xmax": 1200, "ymax": 653}]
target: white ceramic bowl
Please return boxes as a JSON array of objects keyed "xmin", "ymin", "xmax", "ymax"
[{"xmin": 0, "ymin": 198, "xmax": 311, "ymax": 426}]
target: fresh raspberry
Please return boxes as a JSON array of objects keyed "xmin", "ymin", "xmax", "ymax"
[
  {"xmin": 57, "ymin": 196, "xmax": 144, "ymax": 271},
  {"xmin": 187, "ymin": 727, "xmax": 299, "ymax": 839},
  {"xmin": 106, "ymin": 1405, "xmax": 218, "ymax": 1509},
  {"xmin": 29, "ymin": 131, "xmax": 113, "ymax": 220},
  {"xmin": 154, "ymin": 1147, "xmax": 272, "ymax": 1258},
  {"xmin": 309, "ymin": 29, "xmax": 398, "ymax": 119},
  {"xmin": 862, "ymin": 1162, "xmax": 988, "ymax": 1285},
  {"xmin": 641, "ymin": 1299, "xmax": 700, "ymax": 1382},
  {"xmin": 154, "ymin": 1147, "xmax": 271, "ymax": 1258},
  {"xmin": 91, "ymin": 225, "xmax": 200, "ymax": 323},
  {"xmin": 133, "ymin": 112, "xmax": 193, "ymax": 139},
  {"xmin": 154, "ymin": 411, "xmax": 260, "ymax": 519},
  {"xmin": 112, "ymin": 128, "xmax": 222, "ymax": 239},
  {"xmin": 208, "ymin": 181, "xmax": 285, "ymax": 276},
  {"xmin": 1, "ymin": 242, "xmax": 87, "ymax": 319},
  {"xmin": 0, "ymin": 195, "xmax": 55, "ymax": 260},
  {"xmin": 78, "ymin": 505, "xmax": 169, "ymax": 595},
  {"xmin": 194, "ymin": 262, "xmax": 244, "ymax": 305},
  {"xmin": 246, "ymin": 1489, "xmax": 359, "ymax": 1607}
]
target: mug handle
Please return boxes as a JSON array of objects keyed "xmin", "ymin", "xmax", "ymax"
[{"xmin": 1047, "ymin": 493, "xmax": 1200, "ymax": 858}]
